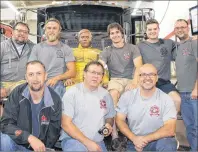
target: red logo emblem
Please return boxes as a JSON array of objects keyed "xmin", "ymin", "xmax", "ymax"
[
  {"xmin": 15, "ymin": 130, "xmax": 22, "ymax": 136},
  {"xmin": 124, "ymin": 53, "xmax": 130, "ymax": 60},
  {"xmin": 41, "ymin": 115, "xmax": 47, "ymax": 122},
  {"xmin": 100, "ymin": 100, "xmax": 107, "ymax": 109},
  {"xmin": 150, "ymin": 105, "xmax": 160, "ymax": 116}
]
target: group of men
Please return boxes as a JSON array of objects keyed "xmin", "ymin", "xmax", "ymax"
[{"xmin": 0, "ymin": 17, "xmax": 197, "ymax": 151}]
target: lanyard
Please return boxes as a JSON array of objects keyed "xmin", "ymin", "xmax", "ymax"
[{"xmin": 11, "ymin": 39, "xmax": 26, "ymax": 58}]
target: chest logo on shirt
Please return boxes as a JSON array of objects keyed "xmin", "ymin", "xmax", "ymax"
[
  {"xmin": 123, "ymin": 52, "xmax": 130, "ymax": 60},
  {"xmin": 150, "ymin": 105, "xmax": 160, "ymax": 116},
  {"xmin": 100, "ymin": 100, "xmax": 107, "ymax": 109},
  {"xmin": 41, "ymin": 115, "xmax": 49, "ymax": 125},
  {"xmin": 56, "ymin": 50, "xmax": 64, "ymax": 58},
  {"xmin": 182, "ymin": 48, "xmax": 190, "ymax": 56},
  {"xmin": 160, "ymin": 47, "xmax": 168, "ymax": 57}
]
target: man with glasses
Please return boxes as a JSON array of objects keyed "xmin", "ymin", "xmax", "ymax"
[
  {"xmin": 138, "ymin": 19, "xmax": 181, "ymax": 114},
  {"xmin": 60, "ymin": 61, "xmax": 115, "ymax": 151},
  {"xmin": 29, "ymin": 18, "xmax": 76, "ymax": 98},
  {"xmin": 1, "ymin": 21, "xmax": 34, "ymax": 102},
  {"xmin": 116, "ymin": 64, "xmax": 177, "ymax": 151},
  {"xmin": 174, "ymin": 19, "xmax": 198, "ymax": 151}
]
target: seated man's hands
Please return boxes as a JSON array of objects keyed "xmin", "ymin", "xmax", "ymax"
[
  {"xmin": 125, "ymin": 81, "xmax": 138, "ymax": 91},
  {"xmin": 28, "ymin": 135, "xmax": 46, "ymax": 151},
  {"xmin": 132, "ymin": 136, "xmax": 149, "ymax": 152},
  {"xmin": 46, "ymin": 77, "xmax": 59, "ymax": 87},
  {"xmin": 0, "ymin": 88, "xmax": 7, "ymax": 99},
  {"xmin": 64, "ymin": 78, "xmax": 75, "ymax": 86}
]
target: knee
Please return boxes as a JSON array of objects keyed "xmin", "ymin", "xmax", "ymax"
[
  {"xmin": 156, "ymin": 137, "xmax": 177, "ymax": 151},
  {"xmin": 109, "ymin": 90, "xmax": 120, "ymax": 105},
  {"xmin": 1, "ymin": 133, "xmax": 15, "ymax": 151}
]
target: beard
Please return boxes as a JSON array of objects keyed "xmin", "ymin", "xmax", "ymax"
[
  {"xmin": 13, "ymin": 38, "xmax": 27, "ymax": 45},
  {"xmin": 47, "ymin": 34, "xmax": 60, "ymax": 42},
  {"xmin": 29, "ymin": 83, "xmax": 43, "ymax": 92},
  {"xmin": 141, "ymin": 79, "xmax": 155, "ymax": 90}
]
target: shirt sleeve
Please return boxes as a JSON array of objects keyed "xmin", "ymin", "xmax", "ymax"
[
  {"xmin": 162, "ymin": 95, "xmax": 177, "ymax": 122},
  {"xmin": 64, "ymin": 45, "xmax": 75, "ymax": 63},
  {"xmin": 131, "ymin": 44, "xmax": 141, "ymax": 60},
  {"xmin": 115, "ymin": 91, "xmax": 131, "ymax": 115},
  {"xmin": 99, "ymin": 48, "xmax": 109, "ymax": 64},
  {"xmin": 104, "ymin": 93, "xmax": 116, "ymax": 119},
  {"xmin": 62, "ymin": 88, "xmax": 76, "ymax": 118},
  {"xmin": 28, "ymin": 45, "xmax": 38, "ymax": 61}
]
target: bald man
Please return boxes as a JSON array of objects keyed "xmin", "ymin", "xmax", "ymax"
[
  {"xmin": 116, "ymin": 64, "xmax": 177, "ymax": 151},
  {"xmin": 65, "ymin": 29, "xmax": 109, "ymax": 88}
]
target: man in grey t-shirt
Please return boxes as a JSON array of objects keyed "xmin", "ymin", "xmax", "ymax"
[
  {"xmin": 29, "ymin": 18, "xmax": 76, "ymax": 97},
  {"xmin": 138, "ymin": 19, "xmax": 181, "ymax": 113},
  {"xmin": 174, "ymin": 19, "xmax": 198, "ymax": 151},
  {"xmin": 60, "ymin": 61, "xmax": 115, "ymax": 152},
  {"xmin": 99, "ymin": 23, "xmax": 143, "ymax": 142},
  {"xmin": 116, "ymin": 64, "xmax": 177, "ymax": 151}
]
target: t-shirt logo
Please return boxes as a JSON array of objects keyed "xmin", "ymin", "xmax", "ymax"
[
  {"xmin": 150, "ymin": 105, "xmax": 160, "ymax": 116},
  {"xmin": 124, "ymin": 52, "xmax": 130, "ymax": 60},
  {"xmin": 56, "ymin": 50, "xmax": 64, "ymax": 58},
  {"xmin": 41, "ymin": 115, "xmax": 49, "ymax": 125},
  {"xmin": 160, "ymin": 47, "xmax": 168, "ymax": 57},
  {"xmin": 100, "ymin": 100, "xmax": 107, "ymax": 109},
  {"xmin": 182, "ymin": 48, "xmax": 190, "ymax": 56}
]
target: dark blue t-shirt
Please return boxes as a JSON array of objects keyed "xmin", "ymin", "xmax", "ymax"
[{"xmin": 30, "ymin": 97, "xmax": 44, "ymax": 137}]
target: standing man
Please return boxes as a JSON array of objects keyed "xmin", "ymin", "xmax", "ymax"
[
  {"xmin": 1, "ymin": 22, "xmax": 34, "ymax": 100},
  {"xmin": 174, "ymin": 19, "xmax": 198, "ymax": 151},
  {"xmin": 60, "ymin": 61, "xmax": 115, "ymax": 151},
  {"xmin": 116, "ymin": 64, "xmax": 177, "ymax": 151},
  {"xmin": 99, "ymin": 22, "xmax": 143, "ymax": 141},
  {"xmin": 138, "ymin": 19, "xmax": 181, "ymax": 113},
  {"xmin": 1, "ymin": 60, "xmax": 62, "ymax": 151},
  {"xmin": 65, "ymin": 29, "xmax": 109, "ymax": 88},
  {"xmin": 29, "ymin": 18, "xmax": 76, "ymax": 97}
]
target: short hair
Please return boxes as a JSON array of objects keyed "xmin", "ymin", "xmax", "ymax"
[
  {"xmin": 107, "ymin": 22, "xmax": 124, "ymax": 36},
  {"xmin": 77, "ymin": 29, "xmax": 92, "ymax": 39},
  {"xmin": 176, "ymin": 19, "xmax": 189, "ymax": 25},
  {"xmin": 146, "ymin": 19, "xmax": 159, "ymax": 29},
  {"xmin": 84, "ymin": 61, "xmax": 105, "ymax": 75},
  {"xmin": 44, "ymin": 18, "xmax": 62, "ymax": 31},
  {"xmin": 12, "ymin": 21, "xmax": 30, "ymax": 33},
  {"xmin": 26, "ymin": 60, "xmax": 46, "ymax": 71}
]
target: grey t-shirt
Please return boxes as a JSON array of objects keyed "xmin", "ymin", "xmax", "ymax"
[
  {"xmin": 28, "ymin": 41, "xmax": 75, "ymax": 79},
  {"xmin": 60, "ymin": 83, "xmax": 116, "ymax": 142},
  {"xmin": 174, "ymin": 38, "xmax": 197, "ymax": 92},
  {"xmin": 99, "ymin": 43, "xmax": 141, "ymax": 79},
  {"xmin": 138, "ymin": 39, "xmax": 175, "ymax": 80},
  {"xmin": 116, "ymin": 88, "xmax": 177, "ymax": 136}
]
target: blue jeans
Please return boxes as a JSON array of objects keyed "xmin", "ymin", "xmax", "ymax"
[
  {"xmin": 0, "ymin": 133, "xmax": 30, "ymax": 151},
  {"xmin": 50, "ymin": 81, "xmax": 66, "ymax": 98},
  {"xmin": 61, "ymin": 138, "xmax": 107, "ymax": 152},
  {"xmin": 127, "ymin": 137, "xmax": 177, "ymax": 151},
  {"xmin": 180, "ymin": 92, "xmax": 198, "ymax": 151}
]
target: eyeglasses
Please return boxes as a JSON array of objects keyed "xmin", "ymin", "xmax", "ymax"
[
  {"xmin": 174, "ymin": 26, "xmax": 188, "ymax": 30},
  {"xmin": 86, "ymin": 70, "xmax": 104, "ymax": 76},
  {"xmin": 139, "ymin": 73, "xmax": 157, "ymax": 78},
  {"xmin": 15, "ymin": 29, "xmax": 29, "ymax": 34}
]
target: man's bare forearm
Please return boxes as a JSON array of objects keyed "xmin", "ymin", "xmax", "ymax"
[{"xmin": 105, "ymin": 118, "xmax": 114, "ymax": 127}]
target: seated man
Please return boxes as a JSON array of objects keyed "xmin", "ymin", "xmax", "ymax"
[
  {"xmin": 116, "ymin": 64, "xmax": 177, "ymax": 151},
  {"xmin": 65, "ymin": 29, "xmax": 109, "ymax": 88},
  {"xmin": 60, "ymin": 61, "xmax": 115, "ymax": 151},
  {"xmin": 29, "ymin": 18, "xmax": 76, "ymax": 97},
  {"xmin": 1, "ymin": 22, "xmax": 34, "ymax": 100},
  {"xmin": 1, "ymin": 60, "xmax": 62, "ymax": 151}
]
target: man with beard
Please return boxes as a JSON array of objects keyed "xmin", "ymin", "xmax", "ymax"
[
  {"xmin": 116, "ymin": 64, "xmax": 177, "ymax": 151},
  {"xmin": 174, "ymin": 19, "xmax": 198, "ymax": 151},
  {"xmin": 65, "ymin": 29, "xmax": 109, "ymax": 88},
  {"xmin": 1, "ymin": 60, "xmax": 62, "ymax": 151},
  {"xmin": 29, "ymin": 18, "xmax": 76, "ymax": 97},
  {"xmin": 137, "ymin": 19, "xmax": 181, "ymax": 114},
  {"xmin": 1, "ymin": 22, "xmax": 34, "ymax": 100}
]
